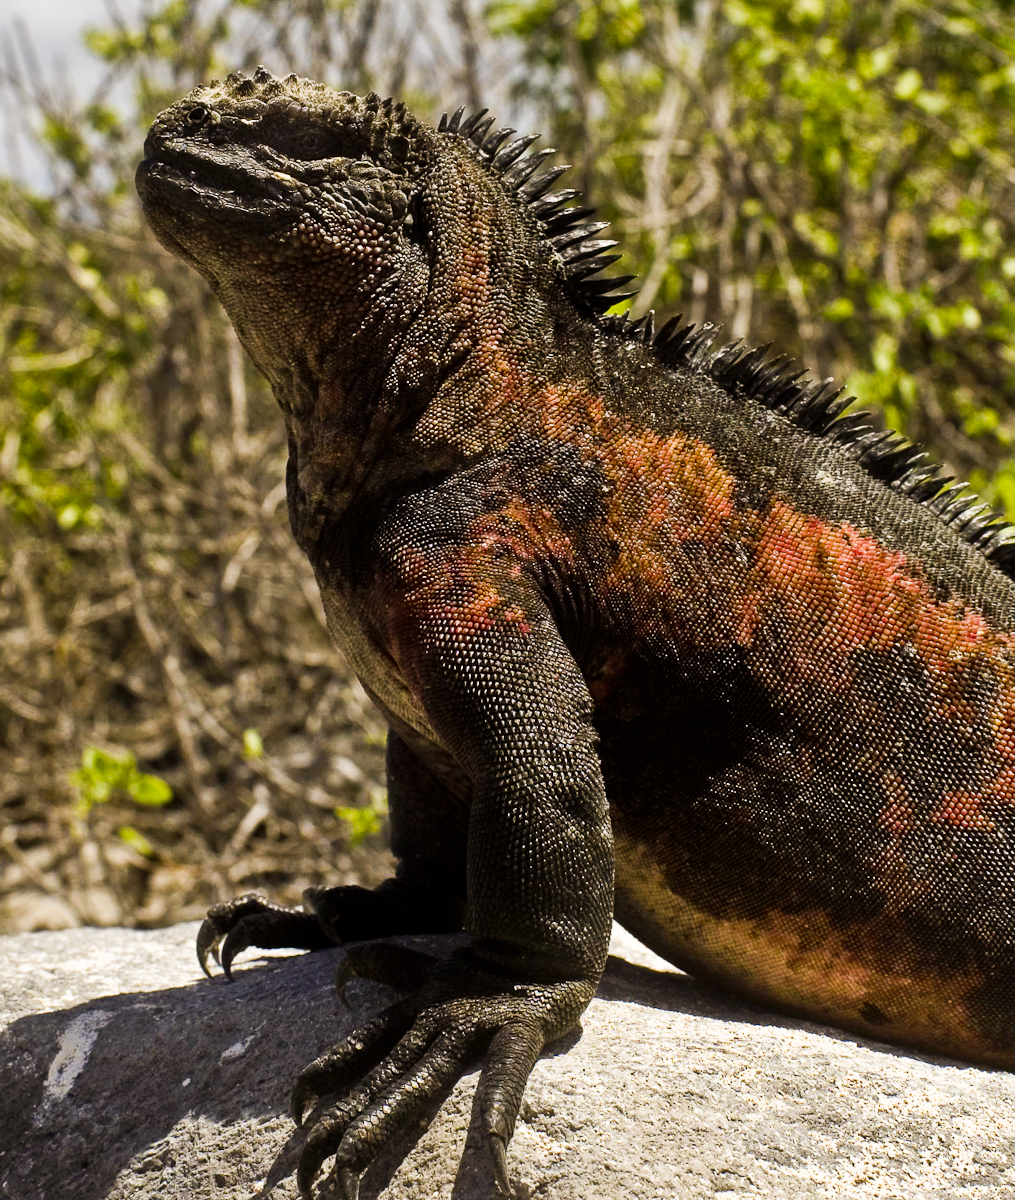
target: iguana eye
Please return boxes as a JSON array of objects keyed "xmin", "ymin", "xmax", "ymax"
[{"xmin": 186, "ymin": 105, "xmax": 210, "ymax": 127}]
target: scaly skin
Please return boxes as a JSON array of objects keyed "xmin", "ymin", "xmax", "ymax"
[{"xmin": 137, "ymin": 67, "xmax": 1015, "ymax": 1198}]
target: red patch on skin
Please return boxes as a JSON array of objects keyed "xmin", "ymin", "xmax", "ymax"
[
  {"xmin": 879, "ymin": 774, "xmax": 915, "ymax": 836},
  {"xmin": 744, "ymin": 500, "xmax": 1007, "ymax": 688},
  {"xmin": 472, "ymin": 496, "xmax": 576, "ymax": 571},
  {"xmin": 428, "ymin": 579, "xmax": 531, "ymax": 642},
  {"xmin": 929, "ymin": 791, "xmax": 996, "ymax": 831},
  {"xmin": 741, "ymin": 502, "xmax": 1015, "ymax": 811},
  {"xmin": 538, "ymin": 383, "xmax": 606, "ymax": 434},
  {"xmin": 501, "ymin": 605, "xmax": 532, "ymax": 635},
  {"xmin": 748, "ymin": 507, "xmax": 935, "ymax": 654},
  {"xmin": 605, "ymin": 430, "xmax": 736, "ymax": 544},
  {"xmin": 388, "ymin": 514, "xmax": 543, "ymax": 689},
  {"xmin": 987, "ymin": 764, "xmax": 1015, "ymax": 805},
  {"xmin": 594, "ymin": 426, "xmax": 742, "ymax": 651}
]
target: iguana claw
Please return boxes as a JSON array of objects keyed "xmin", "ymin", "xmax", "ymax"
[
  {"xmin": 195, "ymin": 919, "xmax": 222, "ymax": 978},
  {"xmin": 289, "ymin": 953, "xmax": 590, "ymax": 1199},
  {"xmin": 489, "ymin": 1131, "xmax": 511, "ymax": 1196},
  {"xmin": 196, "ymin": 893, "xmax": 334, "ymax": 979}
]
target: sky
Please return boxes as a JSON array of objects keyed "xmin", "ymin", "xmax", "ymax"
[
  {"xmin": 0, "ymin": 0, "xmax": 144, "ymax": 182},
  {"xmin": 0, "ymin": 0, "xmax": 514, "ymax": 186},
  {"xmin": 1, "ymin": 0, "xmax": 133, "ymax": 92}
]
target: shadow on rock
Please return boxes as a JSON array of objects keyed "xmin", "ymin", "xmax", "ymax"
[
  {"xmin": 1, "ymin": 946, "xmax": 358, "ymax": 1200},
  {"xmin": 1, "ymin": 933, "xmax": 835, "ymax": 1200}
]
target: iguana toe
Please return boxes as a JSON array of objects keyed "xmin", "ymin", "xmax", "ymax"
[
  {"xmin": 290, "ymin": 956, "xmax": 591, "ymax": 1197},
  {"xmin": 295, "ymin": 1025, "xmax": 473, "ymax": 1198},
  {"xmin": 334, "ymin": 942, "xmax": 441, "ymax": 1001},
  {"xmin": 488, "ymin": 1130, "xmax": 510, "ymax": 1196},
  {"xmin": 196, "ymin": 893, "xmax": 334, "ymax": 979},
  {"xmin": 290, "ymin": 995, "xmax": 417, "ymax": 1126}
]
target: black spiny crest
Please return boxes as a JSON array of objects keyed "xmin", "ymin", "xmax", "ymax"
[
  {"xmin": 655, "ymin": 317, "xmax": 1015, "ymax": 578},
  {"xmin": 440, "ymin": 105, "xmax": 636, "ymax": 314},
  {"xmin": 440, "ymin": 103, "xmax": 1015, "ymax": 580}
]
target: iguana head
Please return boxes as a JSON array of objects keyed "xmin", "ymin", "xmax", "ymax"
[
  {"xmin": 137, "ymin": 68, "xmax": 438, "ymax": 386},
  {"xmin": 136, "ymin": 66, "xmax": 429, "ymax": 278},
  {"xmin": 137, "ymin": 69, "xmax": 638, "ymax": 391}
]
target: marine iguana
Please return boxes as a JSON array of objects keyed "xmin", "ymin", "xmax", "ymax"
[{"xmin": 136, "ymin": 66, "xmax": 1015, "ymax": 1198}]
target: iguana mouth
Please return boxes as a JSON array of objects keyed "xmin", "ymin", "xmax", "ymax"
[{"xmin": 137, "ymin": 144, "xmax": 296, "ymax": 222}]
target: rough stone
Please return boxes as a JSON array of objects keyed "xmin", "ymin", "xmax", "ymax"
[{"xmin": 2, "ymin": 921, "xmax": 1014, "ymax": 1199}]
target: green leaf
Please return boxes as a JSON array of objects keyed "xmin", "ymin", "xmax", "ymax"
[
  {"xmin": 336, "ymin": 790, "xmax": 388, "ymax": 847},
  {"xmin": 242, "ymin": 727, "xmax": 264, "ymax": 759},
  {"xmin": 69, "ymin": 768, "xmax": 111, "ymax": 809},
  {"xmin": 70, "ymin": 745, "xmax": 171, "ymax": 809},
  {"xmin": 118, "ymin": 825, "xmax": 154, "ymax": 856},
  {"xmin": 871, "ymin": 332, "xmax": 898, "ymax": 374},
  {"xmin": 823, "ymin": 297, "xmax": 854, "ymax": 321},
  {"xmin": 127, "ymin": 773, "xmax": 173, "ymax": 806},
  {"xmin": 57, "ymin": 503, "xmax": 82, "ymax": 529},
  {"xmin": 894, "ymin": 68, "xmax": 922, "ymax": 100}
]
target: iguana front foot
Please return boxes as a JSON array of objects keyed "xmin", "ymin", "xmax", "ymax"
[
  {"xmin": 197, "ymin": 893, "xmax": 334, "ymax": 978},
  {"xmin": 291, "ymin": 948, "xmax": 594, "ymax": 1198},
  {"xmin": 197, "ymin": 884, "xmax": 467, "ymax": 979}
]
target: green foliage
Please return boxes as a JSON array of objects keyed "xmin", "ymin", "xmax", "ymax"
[
  {"xmin": 70, "ymin": 746, "xmax": 173, "ymax": 817},
  {"xmin": 336, "ymin": 790, "xmax": 388, "ymax": 846},
  {"xmin": 0, "ymin": 179, "xmax": 161, "ymax": 539},
  {"xmin": 488, "ymin": 0, "xmax": 1015, "ymax": 514},
  {"xmin": 116, "ymin": 825, "xmax": 156, "ymax": 857},
  {"xmin": 41, "ymin": 117, "xmax": 92, "ymax": 180},
  {"xmin": 489, "ymin": 0, "xmax": 644, "ymax": 56},
  {"xmin": 84, "ymin": 0, "xmax": 230, "ymax": 86},
  {"xmin": 242, "ymin": 727, "xmax": 265, "ymax": 759}
]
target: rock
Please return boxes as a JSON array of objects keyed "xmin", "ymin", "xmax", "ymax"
[{"xmin": 1, "ymin": 921, "xmax": 1013, "ymax": 1199}]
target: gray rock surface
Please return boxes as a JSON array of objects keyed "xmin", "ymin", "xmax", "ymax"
[{"xmin": 2, "ymin": 920, "xmax": 1014, "ymax": 1200}]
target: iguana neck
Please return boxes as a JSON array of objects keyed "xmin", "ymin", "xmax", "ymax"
[
  {"xmin": 217, "ymin": 258, "xmax": 430, "ymax": 545},
  {"xmin": 264, "ymin": 158, "xmax": 580, "ymax": 542}
]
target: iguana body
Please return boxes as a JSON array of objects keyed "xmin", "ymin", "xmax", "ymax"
[{"xmin": 136, "ymin": 68, "xmax": 1015, "ymax": 1197}]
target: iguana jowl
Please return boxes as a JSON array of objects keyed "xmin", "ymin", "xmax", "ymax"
[{"xmin": 137, "ymin": 66, "xmax": 1015, "ymax": 1197}]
